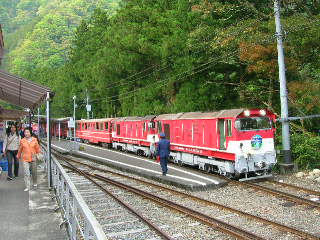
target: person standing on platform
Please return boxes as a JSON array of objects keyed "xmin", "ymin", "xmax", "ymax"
[
  {"xmin": 149, "ymin": 136, "xmax": 156, "ymax": 159},
  {"xmin": 17, "ymin": 128, "xmax": 41, "ymax": 191},
  {"xmin": 3, "ymin": 124, "xmax": 21, "ymax": 180},
  {"xmin": 156, "ymin": 132, "xmax": 170, "ymax": 176},
  {"xmin": 18, "ymin": 123, "xmax": 25, "ymax": 138}
]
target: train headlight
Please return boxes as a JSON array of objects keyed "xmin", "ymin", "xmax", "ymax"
[
  {"xmin": 259, "ymin": 109, "xmax": 266, "ymax": 116},
  {"xmin": 244, "ymin": 110, "xmax": 250, "ymax": 117}
]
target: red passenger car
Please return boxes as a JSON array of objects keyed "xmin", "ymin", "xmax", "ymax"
[
  {"xmin": 111, "ymin": 116, "xmax": 156, "ymax": 155},
  {"xmin": 76, "ymin": 118, "xmax": 113, "ymax": 147},
  {"xmin": 55, "ymin": 118, "xmax": 69, "ymax": 138}
]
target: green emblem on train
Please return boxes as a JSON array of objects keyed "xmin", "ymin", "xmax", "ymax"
[{"xmin": 251, "ymin": 135, "xmax": 262, "ymax": 150}]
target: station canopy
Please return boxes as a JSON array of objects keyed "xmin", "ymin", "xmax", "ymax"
[
  {"xmin": 0, "ymin": 107, "xmax": 28, "ymax": 121},
  {"xmin": 0, "ymin": 25, "xmax": 4, "ymax": 64},
  {"xmin": 0, "ymin": 70, "xmax": 53, "ymax": 110}
]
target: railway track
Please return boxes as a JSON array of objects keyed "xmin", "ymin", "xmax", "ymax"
[
  {"xmin": 266, "ymin": 180, "xmax": 320, "ymax": 198},
  {"xmin": 63, "ymin": 163, "xmax": 172, "ymax": 240},
  {"xmin": 53, "ymin": 151, "xmax": 319, "ymax": 240},
  {"xmin": 222, "ymin": 177, "xmax": 320, "ymax": 210},
  {"xmin": 58, "ymin": 155, "xmax": 264, "ymax": 240}
]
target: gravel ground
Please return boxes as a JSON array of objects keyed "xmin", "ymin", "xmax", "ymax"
[
  {"xmin": 273, "ymin": 173, "xmax": 320, "ymax": 192},
  {"xmin": 61, "ymin": 155, "xmax": 320, "ymax": 240}
]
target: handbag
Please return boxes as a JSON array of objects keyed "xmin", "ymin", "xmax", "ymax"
[
  {"xmin": 36, "ymin": 153, "xmax": 44, "ymax": 162},
  {"xmin": 156, "ymin": 155, "xmax": 160, "ymax": 163}
]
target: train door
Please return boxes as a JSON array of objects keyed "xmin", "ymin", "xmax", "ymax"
[
  {"xmin": 164, "ymin": 123, "xmax": 170, "ymax": 140},
  {"xmin": 218, "ymin": 119, "xmax": 226, "ymax": 150}
]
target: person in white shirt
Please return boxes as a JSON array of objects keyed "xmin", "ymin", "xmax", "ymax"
[{"xmin": 3, "ymin": 124, "xmax": 21, "ymax": 180}]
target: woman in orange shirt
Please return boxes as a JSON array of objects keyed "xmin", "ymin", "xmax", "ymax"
[{"xmin": 17, "ymin": 128, "xmax": 41, "ymax": 191}]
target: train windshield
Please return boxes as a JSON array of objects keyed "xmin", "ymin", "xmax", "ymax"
[{"xmin": 236, "ymin": 117, "xmax": 272, "ymax": 131}]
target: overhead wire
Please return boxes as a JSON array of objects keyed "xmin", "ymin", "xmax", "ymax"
[
  {"xmin": 82, "ymin": 5, "xmax": 320, "ymax": 111},
  {"xmin": 88, "ymin": 11, "xmax": 280, "ymax": 104},
  {"xmin": 92, "ymin": 34, "xmax": 277, "ymax": 104},
  {"xmin": 103, "ymin": 15, "xmax": 320, "ymax": 104},
  {"xmin": 102, "ymin": 10, "xmax": 276, "ymax": 90}
]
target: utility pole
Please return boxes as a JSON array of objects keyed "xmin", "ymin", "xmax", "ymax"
[
  {"xmin": 86, "ymin": 89, "xmax": 91, "ymax": 119},
  {"xmin": 274, "ymin": 0, "xmax": 293, "ymax": 171},
  {"xmin": 37, "ymin": 107, "xmax": 40, "ymax": 137},
  {"xmin": 73, "ymin": 95, "xmax": 76, "ymax": 141},
  {"xmin": 46, "ymin": 92, "xmax": 52, "ymax": 188}
]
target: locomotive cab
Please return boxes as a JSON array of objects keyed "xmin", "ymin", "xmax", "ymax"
[{"xmin": 233, "ymin": 109, "xmax": 276, "ymax": 180}]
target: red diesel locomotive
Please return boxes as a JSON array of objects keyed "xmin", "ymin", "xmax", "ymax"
[{"xmin": 54, "ymin": 108, "xmax": 277, "ymax": 180}]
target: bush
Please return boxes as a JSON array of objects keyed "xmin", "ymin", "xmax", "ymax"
[{"xmin": 291, "ymin": 132, "xmax": 320, "ymax": 169}]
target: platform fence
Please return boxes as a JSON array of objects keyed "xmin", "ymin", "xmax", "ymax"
[{"xmin": 42, "ymin": 146, "xmax": 107, "ymax": 240}]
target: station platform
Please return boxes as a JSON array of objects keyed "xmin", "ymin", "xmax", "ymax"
[
  {"xmin": 51, "ymin": 139, "xmax": 227, "ymax": 191},
  {"xmin": 0, "ymin": 161, "xmax": 68, "ymax": 240}
]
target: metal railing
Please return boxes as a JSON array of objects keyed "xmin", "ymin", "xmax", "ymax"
[{"xmin": 43, "ymin": 147, "xmax": 107, "ymax": 240}]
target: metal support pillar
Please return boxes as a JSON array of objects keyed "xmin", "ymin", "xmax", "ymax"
[
  {"xmin": 37, "ymin": 108, "xmax": 40, "ymax": 137},
  {"xmin": 73, "ymin": 96, "xmax": 76, "ymax": 141},
  {"xmin": 274, "ymin": 0, "xmax": 294, "ymax": 171},
  {"xmin": 58, "ymin": 121, "xmax": 61, "ymax": 141},
  {"xmin": 29, "ymin": 111, "xmax": 32, "ymax": 128},
  {"xmin": 46, "ymin": 92, "xmax": 52, "ymax": 188}
]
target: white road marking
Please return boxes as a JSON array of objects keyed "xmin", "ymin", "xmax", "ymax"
[
  {"xmin": 52, "ymin": 143, "xmax": 208, "ymax": 186},
  {"xmin": 77, "ymin": 142, "xmax": 220, "ymax": 184}
]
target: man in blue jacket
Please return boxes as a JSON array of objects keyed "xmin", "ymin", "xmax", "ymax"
[{"xmin": 157, "ymin": 132, "xmax": 170, "ymax": 176}]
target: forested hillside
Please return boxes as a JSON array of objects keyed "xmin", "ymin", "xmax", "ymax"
[
  {"xmin": 1, "ymin": 0, "xmax": 320, "ymax": 167},
  {"xmin": 36, "ymin": 1, "xmax": 319, "ymax": 125},
  {"xmin": 0, "ymin": 0, "xmax": 119, "ymax": 73},
  {"xmin": 2, "ymin": 0, "xmax": 319, "ymax": 122}
]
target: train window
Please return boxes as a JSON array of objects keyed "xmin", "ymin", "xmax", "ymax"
[
  {"xmin": 84, "ymin": 123, "xmax": 87, "ymax": 130},
  {"xmin": 157, "ymin": 121, "xmax": 162, "ymax": 133},
  {"xmin": 100, "ymin": 122, "xmax": 104, "ymax": 130},
  {"xmin": 96, "ymin": 122, "xmax": 99, "ymax": 130},
  {"xmin": 182, "ymin": 124, "xmax": 184, "ymax": 141},
  {"xmin": 202, "ymin": 124, "xmax": 205, "ymax": 144},
  {"xmin": 117, "ymin": 124, "xmax": 120, "ymax": 135},
  {"xmin": 236, "ymin": 117, "xmax": 272, "ymax": 131},
  {"xmin": 105, "ymin": 122, "xmax": 108, "ymax": 130},
  {"xmin": 148, "ymin": 121, "xmax": 155, "ymax": 129},
  {"xmin": 227, "ymin": 120, "xmax": 232, "ymax": 137}
]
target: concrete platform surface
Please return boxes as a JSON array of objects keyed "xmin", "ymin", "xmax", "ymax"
[
  {"xmin": 0, "ymin": 160, "xmax": 68, "ymax": 240},
  {"xmin": 51, "ymin": 139, "xmax": 227, "ymax": 191}
]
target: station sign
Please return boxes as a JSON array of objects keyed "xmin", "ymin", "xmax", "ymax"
[{"xmin": 68, "ymin": 118, "xmax": 75, "ymax": 128}]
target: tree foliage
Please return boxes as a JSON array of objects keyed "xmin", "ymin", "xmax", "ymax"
[{"xmin": 1, "ymin": 0, "xmax": 320, "ymax": 167}]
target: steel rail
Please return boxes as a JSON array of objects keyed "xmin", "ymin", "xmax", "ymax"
[
  {"xmin": 85, "ymin": 171, "xmax": 265, "ymax": 240},
  {"xmin": 233, "ymin": 180, "xmax": 320, "ymax": 210},
  {"xmin": 267, "ymin": 180, "xmax": 320, "ymax": 197},
  {"xmin": 56, "ymin": 151, "xmax": 266, "ymax": 240},
  {"xmin": 59, "ymin": 159, "xmax": 173, "ymax": 240},
  {"xmin": 58, "ymin": 155, "xmax": 320, "ymax": 240},
  {"xmin": 212, "ymin": 174, "xmax": 320, "ymax": 210},
  {"xmin": 56, "ymin": 151, "xmax": 264, "ymax": 239}
]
